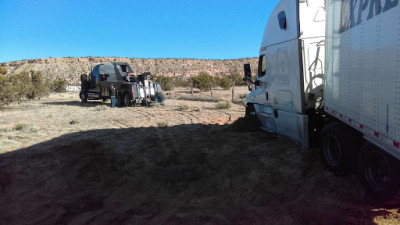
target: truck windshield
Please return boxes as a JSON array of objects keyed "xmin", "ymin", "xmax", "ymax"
[
  {"xmin": 258, "ymin": 55, "xmax": 266, "ymax": 77},
  {"xmin": 100, "ymin": 64, "xmax": 116, "ymax": 75}
]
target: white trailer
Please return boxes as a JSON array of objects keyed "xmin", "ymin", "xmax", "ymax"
[{"xmin": 244, "ymin": 0, "xmax": 400, "ymax": 203}]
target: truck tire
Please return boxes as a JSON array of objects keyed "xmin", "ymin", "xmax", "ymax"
[
  {"xmin": 359, "ymin": 142, "xmax": 400, "ymax": 204},
  {"xmin": 80, "ymin": 92, "xmax": 87, "ymax": 103},
  {"xmin": 123, "ymin": 93, "xmax": 131, "ymax": 107},
  {"xmin": 320, "ymin": 122, "xmax": 359, "ymax": 175},
  {"xmin": 141, "ymin": 98, "xmax": 150, "ymax": 107},
  {"xmin": 155, "ymin": 92, "xmax": 165, "ymax": 102},
  {"xmin": 245, "ymin": 104, "xmax": 256, "ymax": 119}
]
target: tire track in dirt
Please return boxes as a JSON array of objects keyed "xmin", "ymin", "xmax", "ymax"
[
  {"xmin": 133, "ymin": 108, "xmax": 180, "ymax": 156},
  {"xmin": 201, "ymin": 111, "xmax": 233, "ymax": 125},
  {"xmin": 177, "ymin": 112, "xmax": 202, "ymax": 124}
]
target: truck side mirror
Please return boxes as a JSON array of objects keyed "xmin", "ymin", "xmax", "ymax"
[{"xmin": 243, "ymin": 63, "xmax": 252, "ymax": 81}]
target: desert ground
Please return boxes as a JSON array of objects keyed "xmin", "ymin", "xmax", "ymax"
[{"xmin": 0, "ymin": 87, "xmax": 399, "ymax": 225}]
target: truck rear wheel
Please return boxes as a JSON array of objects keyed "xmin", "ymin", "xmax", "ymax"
[
  {"xmin": 80, "ymin": 92, "xmax": 87, "ymax": 103},
  {"xmin": 320, "ymin": 122, "xmax": 358, "ymax": 175},
  {"xmin": 359, "ymin": 142, "xmax": 400, "ymax": 204},
  {"xmin": 156, "ymin": 92, "xmax": 165, "ymax": 102},
  {"xmin": 123, "ymin": 93, "xmax": 131, "ymax": 107},
  {"xmin": 141, "ymin": 98, "xmax": 150, "ymax": 107}
]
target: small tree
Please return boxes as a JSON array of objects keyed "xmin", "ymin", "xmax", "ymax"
[
  {"xmin": 26, "ymin": 70, "xmax": 50, "ymax": 99},
  {"xmin": 0, "ymin": 70, "xmax": 50, "ymax": 108},
  {"xmin": 52, "ymin": 77, "xmax": 68, "ymax": 93},
  {"xmin": 153, "ymin": 75, "xmax": 174, "ymax": 91},
  {"xmin": 219, "ymin": 75, "xmax": 232, "ymax": 90},
  {"xmin": 0, "ymin": 79, "xmax": 16, "ymax": 109},
  {"xmin": 192, "ymin": 72, "xmax": 217, "ymax": 92}
]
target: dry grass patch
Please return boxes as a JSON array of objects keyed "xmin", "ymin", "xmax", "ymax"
[
  {"xmin": 214, "ymin": 99, "xmax": 232, "ymax": 110},
  {"xmin": 177, "ymin": 104, "xmax": 190, "ymax": 111}
]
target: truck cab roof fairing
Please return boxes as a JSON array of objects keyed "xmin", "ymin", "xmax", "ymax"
[{"xmin": 260, "ymin": 0, "xmax": 299, "ymax": 49}]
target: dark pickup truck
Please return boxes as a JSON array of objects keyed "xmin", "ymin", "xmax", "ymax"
[{"xmin": 79, "ymin": 62, "xmax": 165, "ymax": 106}]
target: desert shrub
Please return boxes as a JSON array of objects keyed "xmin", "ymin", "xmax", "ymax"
[
  {"xmin": 228, "ymin": 72, "xmax": 246, "ymax": 86},
  {"xmin": 0, "ymin": 80, "xmax": 17, "ymax": 108},
  {"xmin": 219, "ymin": 76, "xmax": 232, "ymax": 90},
  {"xmin": 153, "ymin": 75, "xmax": 174, "ymax": 91},
  {"xmin": 177, "ymin": 104, "xmax": 190, "ymax": 111},
  {"xmin": 52, "ymin": 77, "xmax": 68, "ymax": 93},
  {"xmin": 214, "ymin": 99, "xmax": 232, "ymax": 110},
  {"xmin": 26, "ymin": 70, "xmax": 50, "ymax": 100},
  {"xmin": 0, "ymin": 70, "xmax": 50, "ymax": 108},
  {"xmin": 174, "ymin": 77, "xmax": 190, "ymax": 88},
  {"xmin": 192, "ymin": 72, "xmax": 217, "ymax": 91},
  {"xmin": 0, "ymin": 66, "xmax": 7, "ymax": 75}
]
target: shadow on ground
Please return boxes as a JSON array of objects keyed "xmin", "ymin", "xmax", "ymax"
[
  {"xmin": 0, "ymin": 119, "xmax": 397, "ymax": 225},
  {"xmin": 44, "ymin": 100, "xmax": 110, "ymax": 107}
]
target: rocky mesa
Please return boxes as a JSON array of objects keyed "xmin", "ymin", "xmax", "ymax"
[{"xmin": 1, "ymin": 57, "xmax": 258, "ymax": 84}]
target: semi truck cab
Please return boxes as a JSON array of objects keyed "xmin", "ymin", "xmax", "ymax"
[{"xmin": 245, "ymin": 0, "xmax": 325, "ymax": 148}]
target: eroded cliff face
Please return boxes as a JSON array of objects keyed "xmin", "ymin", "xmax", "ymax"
[{"xmin": 1, "ymin": 57, "xmax": 258, "ymax": 84}]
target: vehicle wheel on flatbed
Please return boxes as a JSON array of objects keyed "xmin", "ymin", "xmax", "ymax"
[
  {"xmin": 123, "ymin": 93, "xmax": 131, "ymax": 107},
  {"xmin": 156, "ymin": 92, "xmax": 165, "ymax": 103},
  {"xmin": 142, "ymin": 98, "xmax": 150, "ymax": 107},
  {"xmin": 359, "ymin": 142, "xmax": 400, "ymax": 204},
  {"xmin": 80, "ymin": 92, "xmax": 87, "ymax": 103},
  {"xmin": 320, "ymin": 122, "xmax": 359, "ymax": 175}
]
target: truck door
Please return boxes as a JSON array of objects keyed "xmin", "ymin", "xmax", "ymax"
[{"xmin": 265, "ymin": 40, "xmax": 307, "ymax": 146}]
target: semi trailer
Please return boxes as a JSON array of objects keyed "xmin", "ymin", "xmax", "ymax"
[{"xmin": 244, "ymin": 0, "xmax": 400, "ymax": 203}]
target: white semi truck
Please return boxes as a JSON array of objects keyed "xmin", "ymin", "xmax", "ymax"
[{"xmin": 244, "ymin": 0, "xmax": 400, "ymax": 203}]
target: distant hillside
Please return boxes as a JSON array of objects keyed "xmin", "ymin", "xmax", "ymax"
[{"xmin": 1, "ymin": 57, "xmax": 258, "ymax": 84}]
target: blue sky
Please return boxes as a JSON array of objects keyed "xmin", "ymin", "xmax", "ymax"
[{"xmin": 0, "ymin": 0, "xmax": 279, "ymax": 63}]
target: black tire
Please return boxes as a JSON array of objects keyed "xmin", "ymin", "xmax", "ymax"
[
  {"xmin": 80, "ymin": 92, "xmax": 87, "ymax": 103},
  {"xmin": 245, "ymin": 104, "xmax": 256, "ymax": 119},
  {"xmin": 123, "ymin": 93, "xmax": 131, "ymax": 107},
  {"xmin": 141, "ymin": 98, "xmax": 150, "ymax": 107},
  {"xmin": 156, "ymin": 92, "xmax": 165, "ymax": 102},
  {"xmin": 320, "ymin": 122, "xmax": 359, "ymax": 175},
  {"xmin": 359, "ymin": 142, "xmax": 400, "ymax": 204}
]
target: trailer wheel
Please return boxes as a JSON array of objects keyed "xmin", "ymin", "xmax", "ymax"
[
  {"xmin": 123, "ymin": 93, "xmax": 131, "ymax": 107},
  {"xmin": 156, "ymin": 92, "xmax": 165, "ymax": 103},
  {"xmin": 142, "ymin": 98, "xmax": 150, "ymax": 107},
  {"xmin": 320, "ymin": 122, "xmax": 358, "ymax": 175},
  {"xmin": 80, "ymin": 92, "xmax": 87, "ymax": 103},
  {"xmin": 359, "ymin": 142, "xmax": 400, "ymax": 204}
]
